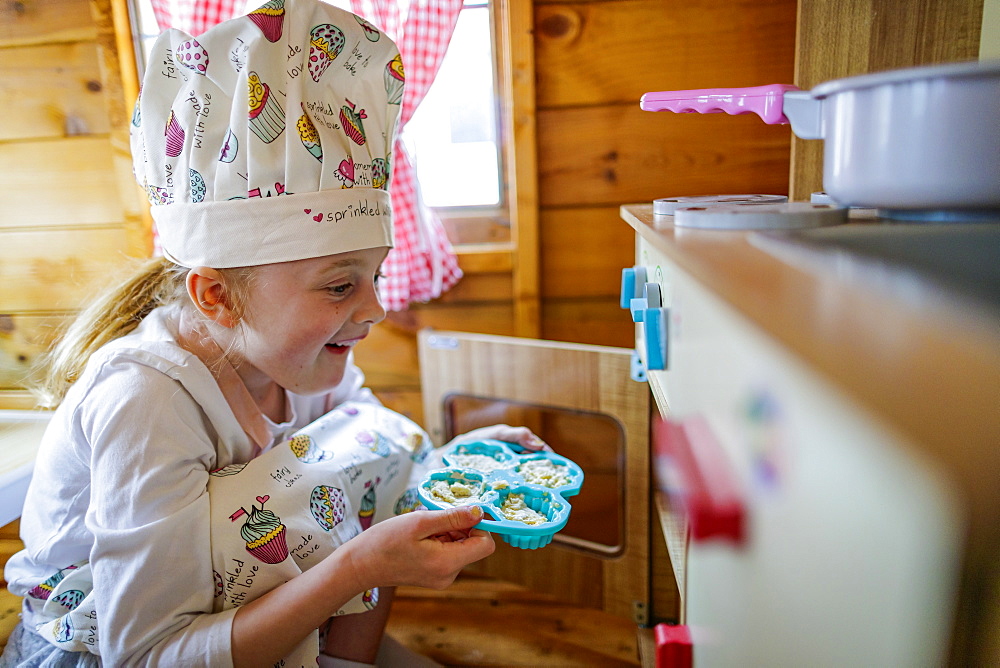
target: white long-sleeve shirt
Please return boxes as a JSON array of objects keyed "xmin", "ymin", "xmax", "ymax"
[{"xmin": 5, "ymin": 304, "xmax": 379, "ymax": 666}]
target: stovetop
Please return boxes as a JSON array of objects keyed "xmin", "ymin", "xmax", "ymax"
[{"xmin": 750, "ymin": 220, "xmax": 1000, "ymax": 315}]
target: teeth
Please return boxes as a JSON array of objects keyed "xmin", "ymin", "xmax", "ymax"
[{"xmin": 327, "ymin": 337, "xmax": 362, "ymax": 348}]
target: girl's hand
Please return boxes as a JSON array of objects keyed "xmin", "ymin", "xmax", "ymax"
[
  {"xmin": 232, "ymin": 507, "xmax": 492, "ymax": 667},
  {"xmin": 340, "ymin": 506, "xmax": 495, "ymax": 592},
  {"xmin": 446, "ymin": 424, "xmax": 550, "ymax": 452}
]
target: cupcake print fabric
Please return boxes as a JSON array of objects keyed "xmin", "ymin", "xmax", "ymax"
[{"xmin": 206, "ymin": 401, "xmax": 437, "ymax": 665}]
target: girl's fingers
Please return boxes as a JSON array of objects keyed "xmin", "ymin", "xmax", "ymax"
[
  {"xmin": 451, "ymin": 424, "xmax": 551, "ymax": 452},
  {"xmin": 522, "ymin": 433, "xmax": 550, "ymax": 451},
  {"xmin": 497, "ymin": 427, "xmax": 550, "ymax": 452},
  {"xmin": 432, "ymin": 529, "xmax": 471, "ymax": 543},
  {"xmin": 414, "ymin": 505, "xmax": 484, "ymax": 538}
]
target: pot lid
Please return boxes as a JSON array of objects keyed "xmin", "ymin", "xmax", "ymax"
[{"xmin": 810, "ymin": 59, "xmax": 1000, "ymax": 98}]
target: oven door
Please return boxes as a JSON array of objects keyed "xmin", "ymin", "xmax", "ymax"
[{"xmin": 418, "ymin": 330, "xmax": 653, "ymax": 624}]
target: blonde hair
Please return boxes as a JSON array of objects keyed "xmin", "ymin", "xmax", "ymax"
[{"xmin": 33, "ymin": 257, "xmax": 255, "ymax": 407}]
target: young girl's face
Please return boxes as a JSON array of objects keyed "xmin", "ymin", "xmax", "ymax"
[{"xmin": 231, "ymin": 246, "xmax": 388, "ymax": 396}]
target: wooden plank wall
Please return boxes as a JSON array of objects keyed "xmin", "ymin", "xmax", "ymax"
[
  {"xmin": 359, "ymin": 0, "xmax": 798, "ymax": 421},
  {"xmin": 533, "ymin": 0, "xmax": 796, "ymax": 347},
  {"xmin": 0, "ymin": 0, "xmax": 149, "ymax": 408}
]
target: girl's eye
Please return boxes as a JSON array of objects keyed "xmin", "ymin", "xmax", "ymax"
[{"xmin": 327, "ymin": 269, "xmax": 382, "ymax": 297}]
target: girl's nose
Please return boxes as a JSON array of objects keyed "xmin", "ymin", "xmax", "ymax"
[{"xmin": 354, "ymin": 279, "xmax": 386, "ymax": 325}]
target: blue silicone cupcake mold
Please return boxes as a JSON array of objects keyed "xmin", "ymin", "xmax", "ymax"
[{"xmin": 417, "ymin": 439, "xmax": 584, "ymax": 549}]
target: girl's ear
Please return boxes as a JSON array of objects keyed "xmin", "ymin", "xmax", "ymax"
[{"xmin": 186, "ymin": 267, "xmax": 238, "ymax": 328}]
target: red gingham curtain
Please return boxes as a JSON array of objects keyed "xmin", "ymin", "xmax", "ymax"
[
  {"xmin": 148, "ymin": 0, "xmax": 246, "ymax": 36},
  {"xmin": 349, "ymin": 0, "xmax": 464, "ymax": 310}
]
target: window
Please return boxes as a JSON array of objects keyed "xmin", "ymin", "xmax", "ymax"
[
  {"xmin": 402, "ymin": 0, "xmax": 502, "ymax": 211},
  {"xmin": 130, "ymin": 0, "xmax": 162, "ymax": 65}
]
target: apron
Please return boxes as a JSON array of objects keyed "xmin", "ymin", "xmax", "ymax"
[{"xmin": 21, "ymin": 401, "xmax": 437, "ymax": 666}]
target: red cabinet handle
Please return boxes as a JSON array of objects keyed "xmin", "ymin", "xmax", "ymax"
[
  {"xmin": 654, "ymin": 416, "xmax": 746, "ymax": 545},
  {"xmin": 655, "ymin": 623, "xmax": 693, "ymax": 668}
]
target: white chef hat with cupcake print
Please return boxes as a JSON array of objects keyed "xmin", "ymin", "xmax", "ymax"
[{"xmin": 130, "ymin": 0, "xmax": 404, "ymax": 268}]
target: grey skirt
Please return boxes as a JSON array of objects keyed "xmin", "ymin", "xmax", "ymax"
[{"xmin": 0, "ymin": 624, "xmax": 99, "ymax": 668}]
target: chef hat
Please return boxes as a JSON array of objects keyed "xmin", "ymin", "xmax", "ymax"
[{"xmin": 130, "ymin": 0, "xmax": 405, "ymax": 268}]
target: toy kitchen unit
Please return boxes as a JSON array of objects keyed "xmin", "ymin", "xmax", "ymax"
[{"xmin": 625, "ymin": 60, "xmax": 1000, "ymax": 668}]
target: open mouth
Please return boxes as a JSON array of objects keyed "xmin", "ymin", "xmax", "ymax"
[{"xmin": 325, "ymin": 337, "xmax": 363, "ymax": 355}]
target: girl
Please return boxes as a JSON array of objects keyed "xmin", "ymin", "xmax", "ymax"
[{"xmin": 1, "ymin": 1, "xmax": 546, "ymax": 666}]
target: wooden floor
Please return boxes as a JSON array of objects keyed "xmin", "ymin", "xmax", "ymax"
[
  {"xmin": 1, "ymin": 570, "xmax": 644, "ymax": 666},
  {"xmin": 0, "ymin": 587, "xmax": 21, "ymax": 654},
  {"xmin": 386, "ymin": 574, "xmax": 642, "ymax": 667}
]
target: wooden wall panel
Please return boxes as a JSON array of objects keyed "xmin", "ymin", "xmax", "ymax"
[
  {"xmin": 796, "ymin": 0, "xmax": 982, "ymax": 89},
  {"xmin": 535, "ymin": 0, "xmax": 798, "ymax": 108},
  {"xmin": 0, "ymin": 228, "xmax": 133, "ymax": 312},
  {"xmin": 0, "ymin": 0, "xmax": 148, "ymax": 408},
  {"xmin": 542, "ymin": 297, "xmax": 632, "ymax": 348},
  {"xmin": 429, "ymin": 272, "xmax": 513, "ymax": 304},
  {"xmin": 541, "ymin": 205, "xmax": 640, "ymax": 299},
  {"xmin": 537, "ymin": 106, "xmax": 793, "ymax": 207},
  {"xmin": 0, "ymin": 0, "xmax": 97, "ymax": 48},
  {"xmin": 0, "ymin": 42, "xmax": 110, "ymax": 141},
  {"xmin": 0, "ymin": 314, "xmax": 67, "ymax": 390},
  {"xmin": 408, "ymin": 303, "xmax": 516, "ymax": 336},
  {"xmin": 0, "ymin": 138, "xmax": 126, "ymax": 229}
]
